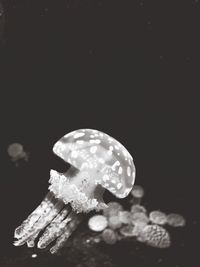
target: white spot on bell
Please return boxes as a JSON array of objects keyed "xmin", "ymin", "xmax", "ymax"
[
  {"xmin": 118, "ymin": 167, "xmax": 123, "ymax": 174},
  {"xmin": 112, "ymin": 161, "xmax": 120, "ymax": 171},
  {"xmin": 71, "ymin": 151, "xmax": 78, "ymax": 158},
  {"xmin": 127, "ymin": 166, "xmax": 131, "ymax": 176},
  {"xmin": 117, "ymin": 183, "xmax": 122, "ymax": 189},
  {"xmin": 90, "ymin": 139, "xmax": 101, "ymax": 144},
  {"xmin": 115, "ymin": 145, "xmax": 119, "ymax": 150},
  {"xmin": 74, "ymin": 132, "xmax": 85, "ymax": 139},
  {"xmin": 76, "ymin": 140, "xmax": 84, "ymax": 145},
  {"xmin": 111, "ymin": 179, "xmax": 116, "ymax": 184},
  {"xmin": 90, "ymin": 146, "xmax": 97, "ymax": 154}
]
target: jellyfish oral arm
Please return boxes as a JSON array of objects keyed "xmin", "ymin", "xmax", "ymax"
[
  {"xmin": 13, "ymin": 166, "xmax": 106, "ymax": 253},
  {"xmin": 48, "ymin": 167, "xmax": 107, "ymax": 213}
]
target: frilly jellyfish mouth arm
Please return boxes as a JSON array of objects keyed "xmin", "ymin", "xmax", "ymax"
[{"xmin": 13, "ymin": 129, "xmax": 136, "ymax": 253}]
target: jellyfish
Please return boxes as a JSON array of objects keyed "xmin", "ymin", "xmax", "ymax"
[
  {"xmin": 139, "ymin": 224, "xmax": 171, "ymax": 248},
  {"xmin": 14, "ymin": 129, "xmax": 136, "ymax": 253},
  {"xmin": 88, "ymin": 215, "xmax": 108, "ymax": 232},
  {"xmin": 131, "ymin": 204, "xmax": 147, "ymax": 214},
  {"xmin": 108, "ymin": 215, "xmax": 122, "ymax": 230},
  {"xmin": 131, "ymin": 212, "xmax": 149, "ymax": 226},
  {"xmin": 118, "ymin": 211, "xmax": 133, "ymax": 224},
  {"xmin": 149, "ymin": 210, "xmax": 167, "ymax": 225},
  {"xmin": 102, "ymin": 229, "xmax": 118, "ymax": 245},
  {"xmin": 119, "ymin": 225, "xmax": 138, "ymax": 238},
  {"xmin": 130, "ymin": 185, "xmax": 144, "ymax": 205},
  {"xmin": 166, "ymin": 213, "xmax": 186, "ymax": 227},
  {"xmin": 103, "ymin": 201, "xmax": 123, "ymax": 218},
  {"xmin": 7, "ymin": 143, "xmax": 29, "ymax": 165}
]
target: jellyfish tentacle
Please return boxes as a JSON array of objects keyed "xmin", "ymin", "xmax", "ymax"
[
  {"xmin": 14, "ymin": 193, "xmax": 64, "ymax": 246},
  {"xmin": 37, "ymin": 205, "xmax": 71, "ymax": 249},
  {"xmin": 14, "ymin": 192, "xmax": 53, "ymax": 239},
  {"xmin": 50, "ymin": 211, "xmax": 83, "ymax": 254}
]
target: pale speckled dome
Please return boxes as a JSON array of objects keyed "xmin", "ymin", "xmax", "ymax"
[{"xmin": 53, "ymin": 129, "xmax": 136, "ymax": 198}]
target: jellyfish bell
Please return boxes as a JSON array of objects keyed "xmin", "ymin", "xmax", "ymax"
[
  {"xmin": 103, "ymin": 201, "xmax": 123, "ymax": 218},
  {"xmin": 88, "ymin": 215, "xmax": 108, "ymax": 232},
  {"xmin": 149, "ymin": 210, "xmax": 167, "ymax": 225},
  {"xmin": 118, "ymin": 211, "xmax": 132, "ymax": 225},
  {"xmin": 7, "ymin": 143, "xmax": 28, "ymax": 164},
  {"xmin": 131, "ymin": 204, "xmax": 147, "ymax": 214},
  {"xmin": 119, "ymin": 225, "xmax": 138, "ymax": 238},
  {"xmin": 139, "ymin": 224, "xmax": 171, "ymax": 248},
  {"xmin": 108, "ymin": 215, "xmax": 122, "ymax": 230},
  {"xmin": 14, "ymin": 129, "xmax": 136, "ymax": 253},
  {"xmin": 102, "ymin": 228, "xmax": 118, "ymax": 245},
  {"xmin": 130, "ymin": 185, "xmax": 144, "ymax": 205},
  {"xmin": 166, "ymin": 213, "xmax": 186, "ymax": 227}
]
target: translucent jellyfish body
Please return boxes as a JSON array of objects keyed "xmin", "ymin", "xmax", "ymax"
[
  {"xmin": 166, "ymin": 213, "xmax": 186, "ymax": 227},
  {"xmin": 7, "ymin": 143, "xmax": 28, "ymax": 164},
  {"xmin": 149, "ymin": 210, "xmax": 167, "ymax": 225},
  {"xmin": 14, "ymin": 129, "xmax": 136, "ymax": 253},
  {"xmin": 140, "ymin": 225, "xmax": 171, "ymax": 248},
  {"xmin": 119, "ymin": 225, "xmax": 138, "ymax": 238},
  {"xmin": 130, "ymin": 185, "xmax": 144, "ymax": 205},
  {"xmin": 103, "ymin": 202, "xmax": 123, "ymax": 218},
  {"xmin": 131, "ymin": 204, "xmax": 147, "ymax": 214},
  {"xmin": 131, "ymin": 212, "xmax": 149, "ymax": 226},
  {"xmin": 88, "ymin": 215, "xmax": 108, "ymax": 232},
  {"xmin": 118, "ymin": 211, "xmax": 132, "ymax": 224},
  {"xmin": 108, "ymin": 215, "xmax": 122, "ymax": 230},
  {"xmin": 102, "ymin": 229, "xmax": 118, "ymax": 245}
]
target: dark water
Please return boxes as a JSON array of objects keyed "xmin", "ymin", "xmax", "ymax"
[{"xmin": 0, "ymin": 1, "xmax": 199, "ymax": 267}]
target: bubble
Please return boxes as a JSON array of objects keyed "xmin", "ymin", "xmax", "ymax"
[
  {"xmin": 140, "ymin": 225, "xmax": 171, "ymax": 248},
  {"xmin": 108, "ymin": 215, "xmax": 122, "ymax": 230},
  {"xmin": 131, "ymin": 204, "xmax": 147, "ymax": 214},
  {"xmin": 131, "ymin": 185, "xmax": 144, "ymax": 198},
  {"xmin": 102, "ymin": 229, "xmax": 118, "ymax": 245},
  {"xmin": 132, "ymin": 212, "xmax": 149, "ymax": 226},
  {"xmin": 7, "ymin": 143, "xmax": 28, "ymax": 164},
  {"xmin": 8, "ymin": 143, "xmax": 24, "ymax": 159},
  {"xmin": 118, "ymin": 211, "xmax": 132, "ymax": 224},
  {"xmin": 149, "ymin": 210, "xmax": 167, "ymax": 225},
  {"xmin": 119, "ymin": 225, "xmax": 138, "ymax": 237},
  {"xmin": 103, "ymin": 202, "xmax": 123, "ymax": 217},
  {"xmin": 167, "ymin": 213, "xmax": 186, "ymax": 227},
  {"xmin": 88, "ymin": 215, "xmax": 108, "ymax": 232}
]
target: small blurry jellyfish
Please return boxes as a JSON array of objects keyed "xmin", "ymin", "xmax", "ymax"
[
  {"xmin": 31, "ymin": 253, "xmax": 37, "ymax": 258},
  {"xmin": 131, "ymin": 204, "xmax": 147, "ymax": 214},
  {"xmin": 102, "ymin": 229, "xmax": 118, "ymax": 245},
  {"xmin": 131, "ymin": 212, "xmax": 149, "ymax": 226},
  {"xmin": 166, "ymin": 213, "xmax": 186, "ymax": 227},
  {"xmin": 149, "ymin": 210, "xmax": 167, "ymax": 225},
  {"xmin": 103, "ymin": 202, "xmax": 123, "ymax": 218},
  {"xmin": 140, "ymin": 225, "xmax": 171, "ymax": 248},
  {"xmin": 88, "ymin": 215, "xmax": 108, "ymax": 232},
  {"xmin": 130, "ymin": 185, "xmax": 144, "ymax": 204},
  {"xmin": 108, "ymin": 215, "xmax": 122, "ymax": 230},
  {"xmin": 119, "ymin": 225, "xmax": 138, "ymax": 237},
  {"xmin": 118, "ymin": 211, "xmax": 132, "ymax": 224},
  {"xmin": 7, "ymin": 143, "xmax": 29, "ymax": 165}
]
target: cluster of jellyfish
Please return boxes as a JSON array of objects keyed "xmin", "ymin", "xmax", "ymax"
[
  {"xmin": 88, "ymin": 185, "xmax": 186, "ymax": 248},
  {"xmin": 13, "ymin": 129, "xmax": 185, "ymax": 254}
]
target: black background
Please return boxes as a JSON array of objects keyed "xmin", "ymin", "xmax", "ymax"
[{"xmin": 0, "ymin": 1, "xmax": 199, "ymax": 267}]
